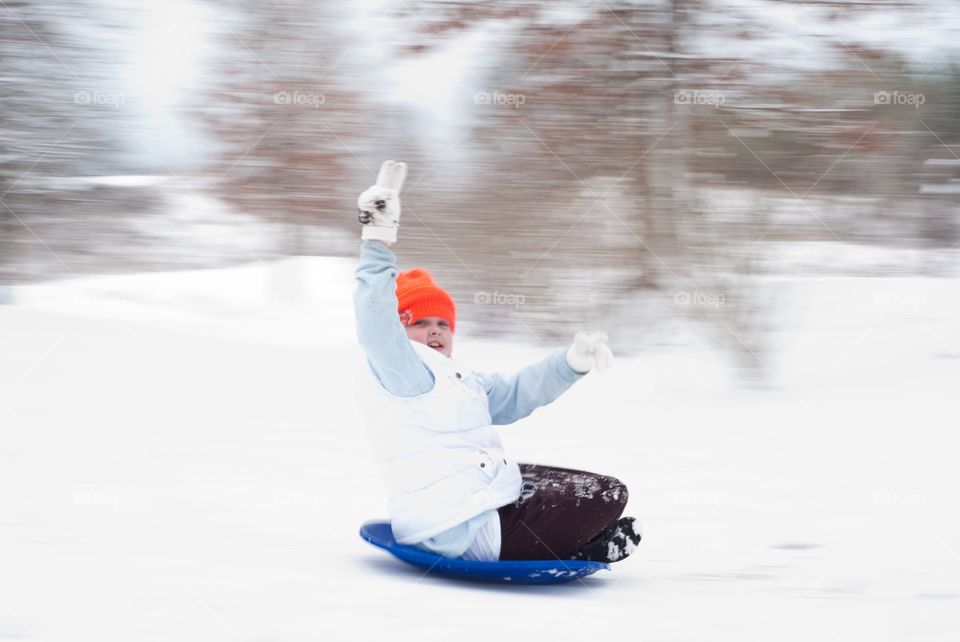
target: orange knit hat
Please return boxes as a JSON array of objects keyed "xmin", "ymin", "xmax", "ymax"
[{"xmin": 396, "ymin": 268, "xmax": 456, "ymax": 333}]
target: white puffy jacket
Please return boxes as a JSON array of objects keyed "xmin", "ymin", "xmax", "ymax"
[{"xmin": 358, "ymin": 339, "xmax": 523, "ymax": 545}]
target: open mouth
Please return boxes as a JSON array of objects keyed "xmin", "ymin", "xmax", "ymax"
[{"xmin": 427, "ymin": 340, "xmax": 443, "ymax": 350}]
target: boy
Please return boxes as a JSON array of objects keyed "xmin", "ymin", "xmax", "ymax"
[{"xmin": 353, "ymin": 161, "xmax": 640, "ymax": 563}]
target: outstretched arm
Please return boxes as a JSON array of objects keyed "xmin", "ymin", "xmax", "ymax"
[
  {"xmin": 354, "ymin": 161, "xmax": 434, "ymax": 398},
  {"xmin": 475, "ymin": 348, "xmax": 585, "ymax": 425},
  {"xmin": 475, "ymin": 331, "xmax": 613, "ymax": 425}
]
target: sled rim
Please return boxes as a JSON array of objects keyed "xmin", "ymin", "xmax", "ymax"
[{"xmin": 359, "ymin": 520, "xmax": 610, "ymax": 584}]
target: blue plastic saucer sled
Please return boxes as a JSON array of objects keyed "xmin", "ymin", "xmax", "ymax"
[{"xmin": 359, "ymin": 520, "xmax": 609, "ymax": 585}]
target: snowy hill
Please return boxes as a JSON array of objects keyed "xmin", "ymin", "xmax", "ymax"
[{"xmin": 1, "ymin": 257, "xmax": 959, "ymax": 641}]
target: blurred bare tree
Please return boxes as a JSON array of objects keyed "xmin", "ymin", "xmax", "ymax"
[{"xmin": 2, "ymin": 0, "xmax": 958, "ymax": 381}]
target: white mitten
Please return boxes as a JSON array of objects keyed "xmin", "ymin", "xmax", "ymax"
[
  {"xmin": 565, "ymin": 330, "xmax": 614, "ymax": 374},
  {"xmin": 358, "ymin": 160, "xmax": 407, "ymax": 245}
]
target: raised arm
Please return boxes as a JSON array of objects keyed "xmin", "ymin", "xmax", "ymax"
[{"xmin": 354, "ymin": 161, "xmax": 434, "ymax": 397}]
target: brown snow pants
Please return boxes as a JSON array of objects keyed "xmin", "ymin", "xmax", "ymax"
[{"xmin": 497, "ymin": 463, "xmax": 628, "ymax": 560}]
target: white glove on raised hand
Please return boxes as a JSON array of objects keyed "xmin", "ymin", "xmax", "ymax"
[
  {"xmin": 565, "ymin": 330, "xmax": 614, "ymax": 374},
  {"xmin": 357, "ymin": 160, "xmax": 407, "ymax": 245}
]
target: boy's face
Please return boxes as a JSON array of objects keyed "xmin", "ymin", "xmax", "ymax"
[{"xmin": 404, "ymin": 316, "xmax": 453, "ymax": 357}]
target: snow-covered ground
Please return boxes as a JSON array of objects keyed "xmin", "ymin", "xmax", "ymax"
[{"xmin": 2, "ymin": 255, "xmax": 959, "ymax": 641}]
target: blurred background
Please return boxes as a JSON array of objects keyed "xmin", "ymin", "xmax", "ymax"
[
  {"xmin": 2, "ymin": 0, "xmax": 959, "ymax": 382},
  {"xmin": 3, "ymin": 3, "xmax": 960, "ymax": 638}
]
